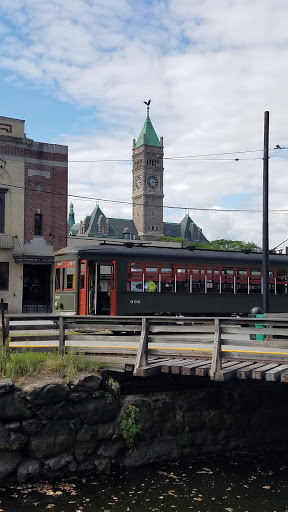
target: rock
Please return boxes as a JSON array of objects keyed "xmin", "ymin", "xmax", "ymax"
[
  {"xmin": 75, "ymin": 395, "xmax": 119, "ymax": 425},
  {"xmin": 76, "ymin": 424, "xmax": 98, "ymax": 442},
  {"xmin": 22, "ymin": 419, "xmax": 43, "ymax": 437},
  {"xmin": 5, "ymin": 421, "xmax": 22, "ymax": 432},
  {"xmin": 0, "ymin": 451, "xmax": 22, "ymax": 479},
  {"xmin": 0, "ymin": 379, "xmax": 15, "ymax": 395},
  {"xmin": 77, "ymin": 455, "xmax": 110, "ymax": 474},
  {"xmin": 23, "ymin": 379, "xmax": 70, "ymax": 404},
  {"xmin": 122, "ymin": 438, "xmax": 181, "ymax": 467},
  {"xmin": 35, "ymin": 401, "xmax": 75, "ymax": 420},
  {"xmin": 17, "ymin": 458, "xmax": 41, "ymax": 483},
  {"xmin": 97, "ymin": 422, "xmax": 116, "ymax": 440},
  {"xmin": 69, "ymin": 374, "xmax": 102, "ymax": 393},
  {"xmin": 74, "ymin": 441, "xmax": 99, "ymax": 462},
  {"xmin": 97, "ymin": 439, "xmax": 125, "ymax": 458},
  {"xmin": 0, "ymin": 423, "xmax": 27, "ymax": 451},
  {"xmin": 43, "ymin": 453, "xmax": 74, "ymax": 471},
  {"xmin": 0, "ymin": 391, "xmax": 32, "ymax": 421},
  {"xmin": 27, "ymin": 419, "xmax": 76, "ymax": 459}
]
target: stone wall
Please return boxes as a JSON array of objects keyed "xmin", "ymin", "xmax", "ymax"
[{"xmin": 1, "ymin": 374, "xmax": 288, "ymax": 484}]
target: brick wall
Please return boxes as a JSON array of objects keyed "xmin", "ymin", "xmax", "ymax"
[{"xmin": 24, "ymin": 151, "xmax": 68, "ymax": 252}]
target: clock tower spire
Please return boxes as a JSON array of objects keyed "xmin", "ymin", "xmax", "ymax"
[{"xmin": 132, "ymin": 101, "xmax": 164, "ymax": 240}]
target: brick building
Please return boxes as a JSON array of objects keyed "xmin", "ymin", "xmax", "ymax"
[
  {"xmin": 0, "ymin": 116, "xmax": 68, "ymax": 313},
  {"xmin": 69, "ymin": 107, "xmax": 208, "ymax": 243}
]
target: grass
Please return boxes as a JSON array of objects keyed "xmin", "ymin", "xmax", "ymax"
[{"xmin": 0, "ymin": 340, "xmax": 105, "ymax": 382}]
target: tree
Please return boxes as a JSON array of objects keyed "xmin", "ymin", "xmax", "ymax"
[
  {"xmin": 156, "ymin": 236, "xmax": 262, "ymax": 252},
  {"xmin": 191, "ymin": 239, "xmax": 262, "ymax": 252}
]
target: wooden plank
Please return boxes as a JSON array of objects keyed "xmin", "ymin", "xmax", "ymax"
[
  {"xmin": 58, "ymin": 316, "xmax": 65, "ymax": 356},
  {"xmin": 149, "ymin": 325, "xmax": 215, "ymax": 333},
  {"xmin": 66, "ymin": 335, "xmax": 139, "ymax": 343},
  {"xmin": 210, "ymin": 318, "xmax": 222, "ymax": 379},
  {"xmin": 265, "ymin": 364, "xmax": 288, "ymax": 382},
  {"xmin": 213, "ymin": 361, "xmax": 253, "ymax": 382},
  {"xmin": 280, "ymin": 371, "xmax": 288, "ymax": 383},
  {"xmin": 251, "ymin": 363, "xmax": 280, "ymax": 380},
  {"xmin": 197, "ymin": 360, "xmax": 243, "ymax": 378},
  {"xmin": 9, "ymin": 324, "xmax": 59, "ymax": 331},
  {"xmin": 161, "ymin": 359, "xmax": 190, "ymax": 373},
  {"xmin": 148, "ymin": 335, "xmax": 214, "ymax": 343},
  {"xmin": 183, "ymin": 359, "xmax": 219, "ymax": 376},
  {"xmin": 170, "ymin": 359, "xmax": 205, "ymax": 375},
  {"xmin": 133, "ymin": 317, "xmax": 148, "ymax": 375},
  {"xmin": 237, "ymin": 362, "xmax": 267, "ymax": 379},
  {"xmin": 147, "ymin": 348, "xmax": 213, "ymax": 358},
  {"xmin": 66, "ymin": 323, "xmax": 142, "ymax": 332}
]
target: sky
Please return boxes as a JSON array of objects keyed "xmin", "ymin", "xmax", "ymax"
[{"xmin": 1, "ymin": 0, "xmax": 288, "ymax": 249}]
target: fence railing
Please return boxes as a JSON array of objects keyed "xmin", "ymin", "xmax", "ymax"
[{"xmin": 3, "ymin": 314, "xmax": 288, "ymax": 381}]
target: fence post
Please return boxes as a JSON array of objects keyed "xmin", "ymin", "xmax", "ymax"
[
  {"xmin": 59, "ymin": 316, "xmax": 65, "ymax": 356},
  {"xmin": 210, "ymin": 318, "xmax": 222, "ymax": 380},
  {"xmin": 133, "ymin": 317, "xmax": 149, "ymax": 376},
  {"xmin": 1, "ymin": 298, "xmax": 6, "ymax": 346},
  {"xmin": 4, "ymin": 316, "xmax": 9, "ymax": 345}
]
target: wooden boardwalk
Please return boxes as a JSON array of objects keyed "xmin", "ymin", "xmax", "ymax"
[
  {"xmin": 140, "ymin": 356, "xmax": 288, "ymax": 382},
  {"xmin": 5, "ymin": 313, "xmax": 288, "ymax": 383}
]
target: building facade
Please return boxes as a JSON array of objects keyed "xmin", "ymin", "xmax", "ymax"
[
  {"xmin": 0, "ymin": 116, "xmax": 68, "ymax": 313},
  {"xmin": 132, "ymin": 106, "xmax": 164, "ymax": 239},
  {"xmin": 69, "ymin": 108, "xmax": 208, "ymax": 244}
]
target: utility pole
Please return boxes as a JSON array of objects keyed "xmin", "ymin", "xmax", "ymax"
[{"xmin": 262, "ymin": 111, "xmax": 269, "ymax": 313}]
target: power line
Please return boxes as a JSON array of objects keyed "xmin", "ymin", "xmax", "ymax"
[
  {"xmin": 68, "ymin": 146, "xmax": 288, "ymax": 163},
  {"xmin": 5, "ymin": 182, "xmax": 288, "ymax": 215}
]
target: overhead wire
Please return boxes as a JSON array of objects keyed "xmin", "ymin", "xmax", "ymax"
[
  {"xmin": 68, "ymin": 146, "xmax": 288, "ymax": 163},
  {"xmin": 6, "ymin": 182, "xmax": 288, "ymax": 215}
]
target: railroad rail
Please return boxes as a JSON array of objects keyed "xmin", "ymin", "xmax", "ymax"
[{"xmin": 4, "ymin": 314, "xmax": 288, "ymax": 382}]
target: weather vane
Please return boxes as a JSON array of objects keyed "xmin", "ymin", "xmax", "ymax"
[{"xmin": 143, "ymin": 99, "xmax": 151, "ymax": 116}]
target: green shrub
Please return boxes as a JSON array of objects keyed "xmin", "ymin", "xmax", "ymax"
[{"xmin": 120, "ymin": 405, "xmax": 141, "ymax": 448}]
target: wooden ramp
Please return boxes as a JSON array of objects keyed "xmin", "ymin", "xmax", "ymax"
[{"xmin": 135, "ymin": 356, "xmax": 288, "ymax": 383}]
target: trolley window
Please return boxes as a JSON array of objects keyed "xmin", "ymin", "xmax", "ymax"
[
  {"xmin": 55, "ymin": 268, "xmax": 62, "ymax": 291},
  {"xmin": 63, "ymin": 267, "xmax": 75, "ymax": 290},
  {"xmin": 206, "ymin": 266, "xmax": 220, "ymax": 293}
]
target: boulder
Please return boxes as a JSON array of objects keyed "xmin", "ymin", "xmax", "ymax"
[
  {"xmin": 23, "ymin": 379, "xmax": 70, "ymax": 404},
  {"xmin": 0, "ymin": 451, "xmax": 22, "ymax": 479},
  {"xmin": 27, "ymin": 419, "xmax": 76, "ymax": 459},
  {"xmin": 17, "ymin": 458, "xmax": 41, "ymax": 483},
  {"xmin": 0, "ymin": 391, "xmax": 32, "ymax": 421}
]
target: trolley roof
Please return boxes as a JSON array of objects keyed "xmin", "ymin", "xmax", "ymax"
[{"xmin": 55, "ymin": 243, "xmax": 288, "ymax": 267}]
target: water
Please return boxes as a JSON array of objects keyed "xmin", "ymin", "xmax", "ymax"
[{"xmin": 1, "ymin": 455, "xmax": 288, "ymax": 512}]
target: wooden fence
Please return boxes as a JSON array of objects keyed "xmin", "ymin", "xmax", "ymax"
[{"xmin": 4, "ymin": 314, "xmax": 288, "ymax": 382}]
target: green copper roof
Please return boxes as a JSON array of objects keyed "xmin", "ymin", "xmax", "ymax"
[{"xmin": 135, "ymin": 113, "xmax": 160, "ymax": 147}]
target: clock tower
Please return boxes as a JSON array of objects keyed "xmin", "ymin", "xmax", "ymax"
[{"xmin": 132, "ymin": 104, "xmax": 164, "ymax": 240}]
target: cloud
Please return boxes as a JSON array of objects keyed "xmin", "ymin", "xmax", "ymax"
[{"xmin": 1, "ymin": 0, "xmax": 288, "ymax": 248}]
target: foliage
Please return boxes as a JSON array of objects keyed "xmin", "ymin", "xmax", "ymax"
[
  {"xmin": 157, "ymin": 236, "xmax": 261, "ymax": 252},
  {"xmin": 120, "ymin": 405, "xmax": 141, "ymax": 448},
  {"xmin": 192, "ymin": 239, "xmax": 262, "ymax": 252},
  {"xmin": 177, "ymin": 425, "xmax": 192, "ymax": 447},
  {"xmin": 156, "ymin": 236, "xmax": 187, "ymax": 243},
  {"xmin": 0, "ymin": 345, "xmax": 104, "ymax": 381},
  {"xmin": 106, "ymin": 376, "xmax": 120, "ymax": 395}
]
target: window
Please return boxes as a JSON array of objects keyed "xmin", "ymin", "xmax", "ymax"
[
  {"xmin": 236, "ymin": 268, "xmax": 248, "ymax": 294},
  {"xmin": 63, "ymin": 267, "xmax": 75, "ymax": 290},
  {"xmin": 34, "ymin": 214, "xmax": 42, "ymax": 236},
  {"xmin": 0, "ymin": 189, "xmax": 8, "ymax": 233},
  {"xmin": 0, "ymin": 263, "xmax": 9, "ymax": 290},
  {"xmin": 55, "ymin": 268, "xmax": 62, "ymax": 290},
  {"xmin": 221, "ymin": 267, "xmax": 234, "ymax": 294}
]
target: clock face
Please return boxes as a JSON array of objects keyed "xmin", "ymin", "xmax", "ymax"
[
  {"xmin": 135, "ymin": 176, "xmax": 142, "ymax": 189},
  {"xmin": 147, "ymin": 175, "xmax": 158, "ymax": 189}
]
